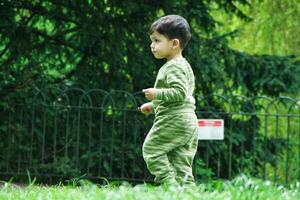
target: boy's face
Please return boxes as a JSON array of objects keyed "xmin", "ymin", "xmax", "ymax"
[{"xmin": 149, "ymin": 31, "xmax": 173, "ymax": 59}]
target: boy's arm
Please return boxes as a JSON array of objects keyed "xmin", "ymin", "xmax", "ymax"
[{"xmin": 155, "ymin": 64, "xmax": 188, "ymax": 102}]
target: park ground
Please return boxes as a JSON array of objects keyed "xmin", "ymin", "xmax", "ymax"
[{"xmin": 0, "ymin": 175, "xmax": 299, "ymax": 200}]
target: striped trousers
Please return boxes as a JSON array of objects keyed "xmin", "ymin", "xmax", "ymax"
[{"xmin": 142, "ymin": 113, "xmax": 198, "ymax": 186}]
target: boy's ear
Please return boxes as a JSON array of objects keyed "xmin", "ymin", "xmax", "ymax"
[{"xmin": 172, "ymin": 39, "xmax": 180, "ymax": 49}]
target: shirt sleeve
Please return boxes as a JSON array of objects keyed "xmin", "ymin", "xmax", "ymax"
[{"xmin": 154, "ymin": 64, "xmax": 188, "ymax": 102}]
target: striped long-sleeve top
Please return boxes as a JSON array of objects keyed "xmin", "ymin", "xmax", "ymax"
[{"xmin": 151, "ymin": 57, "xmax": 196, "ymax": 117}]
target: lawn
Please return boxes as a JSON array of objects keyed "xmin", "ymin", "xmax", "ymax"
[{"xmin": 0, "ymin": 175, "xmax": 299, "ymax": 200}]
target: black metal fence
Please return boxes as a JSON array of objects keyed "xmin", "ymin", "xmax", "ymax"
[{"xmin": 0, "ymin": 87, "xmax": 299, "ymax": 185}]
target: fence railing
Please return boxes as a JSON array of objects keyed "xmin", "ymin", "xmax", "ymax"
[{"xmin": 0, "ymin": 87, "xmax": 299, "ymax": 184}]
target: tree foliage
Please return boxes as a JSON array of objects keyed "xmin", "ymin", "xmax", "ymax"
[
  {"xmin": 214, "ymin": 0, "xmax": 300, "ymax": 58},
  {"xmin": 1, "ymin": 0, "xmax": 299, "ymax": 99}
]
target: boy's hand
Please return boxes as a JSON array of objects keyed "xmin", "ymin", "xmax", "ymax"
[
  {"xmin": 142, "ymin": 88, "xmax": 156, "ymax": 101},
  {"xmin": 139, "ymin": 102, "xmax": 153, "ymax": 115}
]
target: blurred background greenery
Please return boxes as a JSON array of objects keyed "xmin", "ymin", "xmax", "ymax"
[{"xmin": 1, "ymin": 0, "xmax": 299, "ymax": 99}]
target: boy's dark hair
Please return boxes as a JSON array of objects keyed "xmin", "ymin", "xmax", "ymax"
[{"xmin": 149, "ymin": 14, "xmax": 191, "ymax": 49}]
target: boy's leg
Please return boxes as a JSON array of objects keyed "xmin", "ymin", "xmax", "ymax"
[
  {"xmin": 168, "ymin": 127, "xmax": 198, "ymax": 186},
  {"xmin": 142, "ymin": 115, "xmax": 195, "ymax": 186}
]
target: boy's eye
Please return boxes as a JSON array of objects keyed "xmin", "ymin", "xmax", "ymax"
[{"xmin": 150, "ymin": 37, "xmax": 160, "ymax": 43}]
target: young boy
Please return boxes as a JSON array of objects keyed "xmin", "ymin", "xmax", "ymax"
[{"xmin": 140, "ymin": 15, "xmax": 198, "ymax": 186}]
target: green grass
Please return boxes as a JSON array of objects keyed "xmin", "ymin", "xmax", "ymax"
[{"xmin": 0, "ymin": 175, "xmax": 299, "ymax": 200}]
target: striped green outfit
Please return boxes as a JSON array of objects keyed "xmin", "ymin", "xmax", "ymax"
[{"xmin": 142, "ymin": 57, "xmax": 198, "ymax": 186}]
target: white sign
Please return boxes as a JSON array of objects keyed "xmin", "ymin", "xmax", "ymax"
[{"xmin": 198, "ymin": 119, "xmax": 224, "ymax": 140}]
